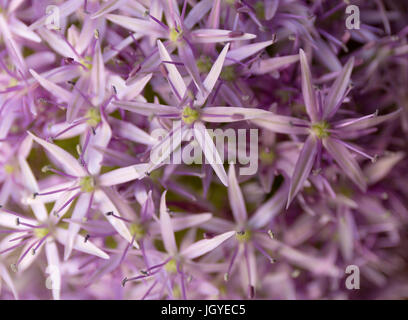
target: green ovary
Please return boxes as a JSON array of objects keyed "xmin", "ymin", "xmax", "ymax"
[
  {"xmin": 85, "ymin": 108, "xmax": 101, "ymax": 127},
  {"xmin": 164, "ymin": 259, "xmax": 178, "ymax": 273},
  {"xmin": 34, "ymin": 228, "xmax": 49, "ymax": 239},
  {"xmin": 80, "ymin": 56, "xmax": 92, "ymax": 70},
  {"xmin": 8, "ymin": 78, "xmax": 18, "ymax": 87},
  {"xmin": 79, "ymin": 176, "xmax": 95, "ymax": 192},
  {"xmin": 182, "ymin": 106, "xmax": 199, "ymax": 124},
  {"xmin": 311, "ymin": 121, "xmax": 330, "ymax": 139},
  {"xmin": 260, "ymin": 149, "xmax": 276, "ymax": 165},
  {"xmin": 169, "ymin": 28, "xmax": 182, "ymax": 42},
  {"xmin": 235, "ymin": 230, "xmax": 251, "ymax": 243},
  {"xmin": 4, "ymin": 164, "xmax": 14, "ymax": 174},
  {"xmin": 129, "ymin": 223, "xmax": 145, "ymax": 240}
]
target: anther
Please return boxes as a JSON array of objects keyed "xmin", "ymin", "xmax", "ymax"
[
  {"xmin": 106, "ymin": 211, "xmax": 114, "ymax": 216},
  {"xmin": 41, "ymin": 165, "xmax": 52, "ymax": 173},
  {"xmin": 268, "ymin": 230, "xmax": 274, "ymax": 239},
  {"xmin": 224, "ymin": 273, "xmax": 229, "ymax": 282},
  {"xmin": 76, "ymin": 144, "xmax": 82, "ymax": 156},
  {"xmin": 16, "ymin": 218, "xmax": 20, "ymax": 226},
  {"xmin": 84, "ymin": 234, "xmax": 90, "ymax": 243},
  {"xmin": 10, "ymin": 263, "xmax": 18, "ymax": 273},
  {"xmin": 121, "ymin": 277, "xmax": 128, "ymax": 287}
]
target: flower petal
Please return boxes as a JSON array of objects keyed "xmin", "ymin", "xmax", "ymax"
[
  {"xmin": 193, "ymin": 121, "xmax": 228, "ymax": 186},
  {"xmin": 249, "ymin": 181, "xmax": 288, "ymax": 229},
  {"xmin": 29, "ymin": 69, "xmax": 72, "ymax": 103},
  {"xmin": 323, "ymin": 57, "xmax": 354, "ymax": 119},
  {"xmin": 157, "ymin": 39, "xmax": 187, "ymax": 100},
  {"xmin": 251, "ymin": 114, "xmax": 310, "ymax": 135},
  {"xmin": 55, "ymin": 228, "xmax": 109, "ymax": 259},
  {"xmin": 228, "ymin": 163, "xmax": 247, "ymax": 225},
  {"xmin": 113, "ymin": 100, "xmax": 179, "ymax": 117},
  {"xmin": 323, "ymin": 137, "xmax": 367, "ymax": 191},
  {"xmin": 196, "ymin": 43, "xmax": 230, "ymax": 104},
  {"xmin": 287, "ymin": 135, "xmax": 318, "ymax": 208},
  {"xmin": 225, "ymin": 40, "xmax": 273, "ymax": 66},
  {"xmin": 299, "ymin": 49, "xmax": 318, "ymax": 122},
  {"xmin": 64, "ymin": 192, "xmax": 92, "ymax": 260},
  {"xmin": 45, "ymin": 241, "xmax": 61, "ymax": 300},
  {"xmin": 181, "ymin": 231, "xmax": 235, "ymax": 260},
  {"xmin": 27, "ymin": 132, "xmax": 87, "ymax": 177},
  {"xmin": 160, "ymin": 191, "xmax": 178, "ymax": 255},
  {"xmin": 191, "ymin": 29, "xmax": 256, "ymax": 43},
  {"xmin": 250, "ymin": 54, "xmax": 299, "ymax": 75},
  {"xmin": 98, "ymin": 163, "xmax": 149, "ymax": 186}
]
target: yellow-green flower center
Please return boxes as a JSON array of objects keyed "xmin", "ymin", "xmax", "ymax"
[
  {"xmin": 169, "ymin": 28, "xmax": 182, "ymax": 42},
  {"xmin": 8, "ymin": 78, "xmax": 18, "ymax": 88},
  {"xmin": 85, "ymin": 108, "xmax": 101, "ymax": 127},
  {"xmin": 79, "ymin": 176, "xmax": 95, "ymax": 193},
  {"xmin": 260, "ymin": 149, "xmax": 276, "ymax": 165},
  {"xmin": 129, "ymin": 223, "xmax": 145, "ymax": 240},
  {"xmin": 34, "ymin": 228, "xmax": 49, "ymax": 239},
  {"xmin": 80, "ymin": 56, "xmax": 92, "ymax": 70},
  {"xmin": 4, "ymin": 164, "xmax": 15, "ymax": 174},
  {"xmin": 182, "ymin": 106, "xmax": 199, "ymax": 124},
  {"xmin": 164, "ymin": 259, "xmax": 178, "ymax": 273},
  {"xmin": 235, "ymin": 230, "xmax": 251, "ymax": 242},
  {"xmin": 172, "ymin": 285, "xmax": 181, "ymax": 298},
  {"xmin": 311, "ymin": 121, "xmax": 330, "ymax": 139}
]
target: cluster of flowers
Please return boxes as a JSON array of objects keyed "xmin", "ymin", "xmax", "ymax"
[{"xmin": 0, "ymin": 0, "xmax": 407, "ymax": 300}]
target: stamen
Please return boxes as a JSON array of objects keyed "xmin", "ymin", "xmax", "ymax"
[
  {"xmin": 54, "ymin": 192, "xmax": 81, "ymax": 216},
  {"xmin": 225, "ymin": 245, "xmax": 239, "ymax": 281},
  {"xmin": 105, "ymin": 212, "xmax": 132, "ymax": 223},
  {"xmin": 253, "ymin": 241, "xmax": 275, "ymax": 264},
  {"xmin": 34, "ymin": 185, "xmax": 80, "ymax": 198}
]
